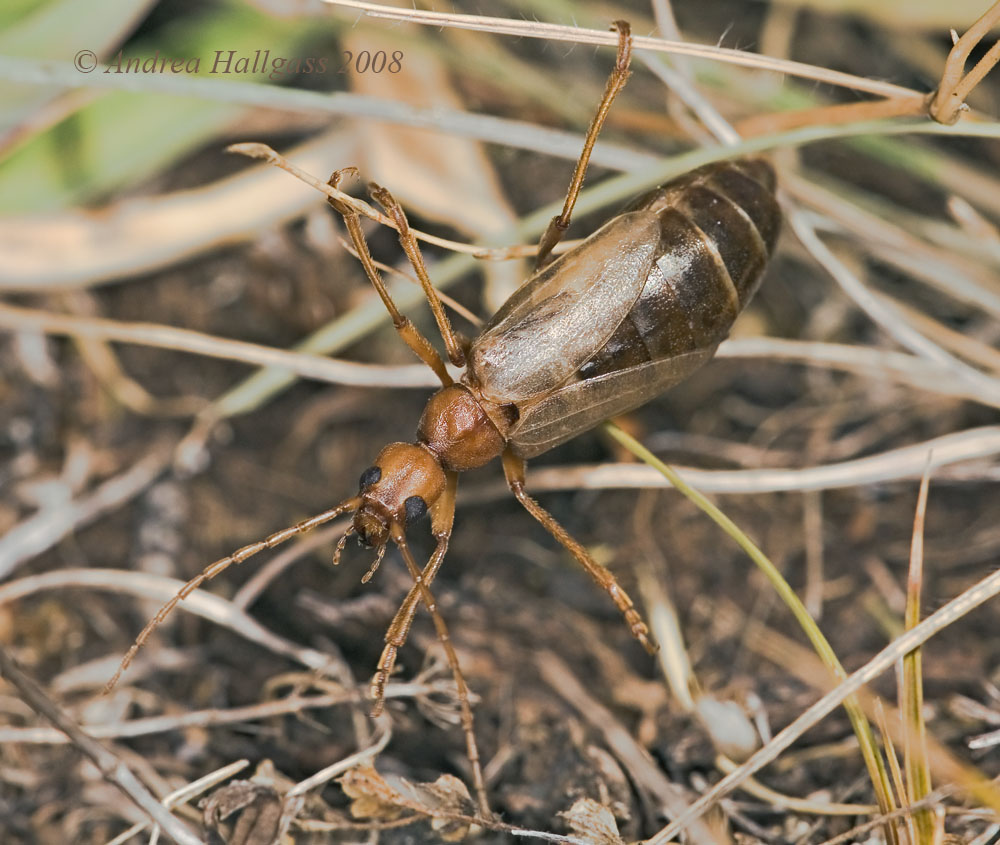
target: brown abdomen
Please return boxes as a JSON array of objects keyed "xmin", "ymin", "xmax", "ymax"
[{"xmin": 578, "ymin": 159, "xmax": 780, "ymax": 379}]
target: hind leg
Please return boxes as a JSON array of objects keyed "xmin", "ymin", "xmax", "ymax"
[
  {"xmin": 535, "ymin": 21, "xmax": 634, "ymax": 269},
  {"xmin": 502, "ymin": 449, "xmax": 656, "ymax": 653}
]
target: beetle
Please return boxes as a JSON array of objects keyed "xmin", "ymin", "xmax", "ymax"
[{"xmin": 108, "ymin": 21, "xmax": 780, "ymax": 817}]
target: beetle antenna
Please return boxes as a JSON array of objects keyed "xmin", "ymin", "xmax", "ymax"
[
  {"xmin": 360, "ymin": 543, "xmax": 387, "ymax": 584},
  {"xmin": 106, "ymin": 495, "xmax": 362, "ymax": 693}
]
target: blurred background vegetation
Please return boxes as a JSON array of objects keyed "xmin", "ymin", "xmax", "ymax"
[{"xmin": 2, "ymin": 1, "xmax": 1000, "ymax": 843}]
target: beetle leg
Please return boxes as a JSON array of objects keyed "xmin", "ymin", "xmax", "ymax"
[
  {"xmin": 326, "ymin": 169, "xmax": 454, "ymax": 387},
  {"xmin": 370, "ymin": 471, "xmax": 458, "ymax": 712},
  {"xmin": 502, "ymin": 448, "xmax": 657, "ymax": 654},
  {"xmin": 370, "ymin": 470, "xmax": 457, "ymax": 710},
  {"xmin": 535, "ymin": 20, "xmax": 633, "ymax": 270},
  {"xmin": 369, "ymin": 538, "xmax": 447, "ymax": 715},
  {"xmin": 370, "ymin": 183, "xmax": 467, "ymax": 369},
  {"xmin": 370, "ymin": 473, "xmax": 490, "ymax": 818}
]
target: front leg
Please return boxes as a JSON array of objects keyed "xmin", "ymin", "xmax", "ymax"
[
  {"xmin": 368, "ymin": 470, "xmax": 490, "ymax": 818},
  {"xmin": 326, "ymin": 169, "xmax": 454, "ymax": 387},
  {"xmin": 369, "ymin": 471, "xmax": 459, "ymax": 714},
  {"xmin": 369, "ymin": 538, "xmax": 446, "ymax": 716},
  {"xmin": 502, "ymin": 448, "xmax": 656, "ymax": 653}
]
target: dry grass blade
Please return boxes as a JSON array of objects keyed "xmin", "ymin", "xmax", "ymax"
[
  {"xmin": 103, "ymin": 760, "xmax": 250, "ymax": 845},
  {"xmin": 0, "ymin": 302, "xmax": 445, "ymax": 388},
  {"xmin": 324, "ymin": 0, "xmax": 924, "ymax": 100},
  {"xmin": 649, "ymin": 564, "xmax": 1000, "ymax": 843},
  {"xmin": 716, "ymin": 338, "xmax": 1000, "ymax": 408},
  {"xmin": 788, "ymin": 209, "xmax": 1000, "ymax": 408},
  {"xmin": 784, "ymin": 173, "xmax": 1000, "ymax": 321},
  {"xmin": 0, "ymin": 448, "xmax": 171, "ymax": 580},
  {"xmin": 228, "ymin": 142, "xmax": 523, "ymax": 259},
  {"xmin": 0, "ymin": 569, "xmax": 332, "ymax": 675},
  {"xmin": 0, "ymin": 689, "xmax": 437, "ymax": 745},
  {"xmin": 523, "ymin": 425, "xmax": 1000, "ymax": 495}
]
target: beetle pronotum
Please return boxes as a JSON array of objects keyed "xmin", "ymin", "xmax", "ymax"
[{"xmin": 108, "ymin": 21, "xmax": 780, "ymax": 816}]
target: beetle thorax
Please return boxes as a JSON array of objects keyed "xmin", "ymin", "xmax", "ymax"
[{"xmin": 417, "ymin": 384, "xmax": 506, "ymax": 472}]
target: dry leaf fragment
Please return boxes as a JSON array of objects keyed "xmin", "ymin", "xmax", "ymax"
[
  {"xmin": 339, "ymin": 763, "xmax": 481, "ymax": 840},
  {"xmin": 200, "ymin": 761, "xmax": 304, "ymax": 845},
  {"xmin": 559, "ymin": 797, "xmax": 626, "ymax": 845},
  {"xmin": 338, "ymin": 762, "xmax": 408, "ymax": 822},
  {"xmin": 201, "ymin": 780, "xmax": 283, "ymax": 845},
  {"xmin": 397, "ymin": 773, "xmax": 480, "ymax": 841}
]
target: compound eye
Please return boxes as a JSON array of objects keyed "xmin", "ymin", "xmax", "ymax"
[
  {"xmin": 358, "ymin": 465, "xmax": 381, "ymax": 491},
  {"xmin": 404, "ymin": 495, "xmax": 428, "ymax": 524}
]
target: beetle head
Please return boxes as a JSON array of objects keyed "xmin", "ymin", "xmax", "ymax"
[{"xmin": 353, "ymin": 442, "xmax": 447, "ymax": 548}]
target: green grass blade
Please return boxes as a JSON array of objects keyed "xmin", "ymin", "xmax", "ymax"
[{"xmin": 604, "ymin": 422, "xmax": 899, "ymax": 834}]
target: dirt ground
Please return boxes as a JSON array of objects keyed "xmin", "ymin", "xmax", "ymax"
[{"xmin": 2, "ymin": 1, "xmax": 1000, "ymax": 843}]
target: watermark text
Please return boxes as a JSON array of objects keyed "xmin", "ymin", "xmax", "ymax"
[{"xmin": 73, "ymin": 49, "xmax": 404, "ymax": 78}]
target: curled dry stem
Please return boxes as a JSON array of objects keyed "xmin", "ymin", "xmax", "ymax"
[{"xmin": 928, "ymin": 0, "xmax": 1000, "ymax": 124}]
